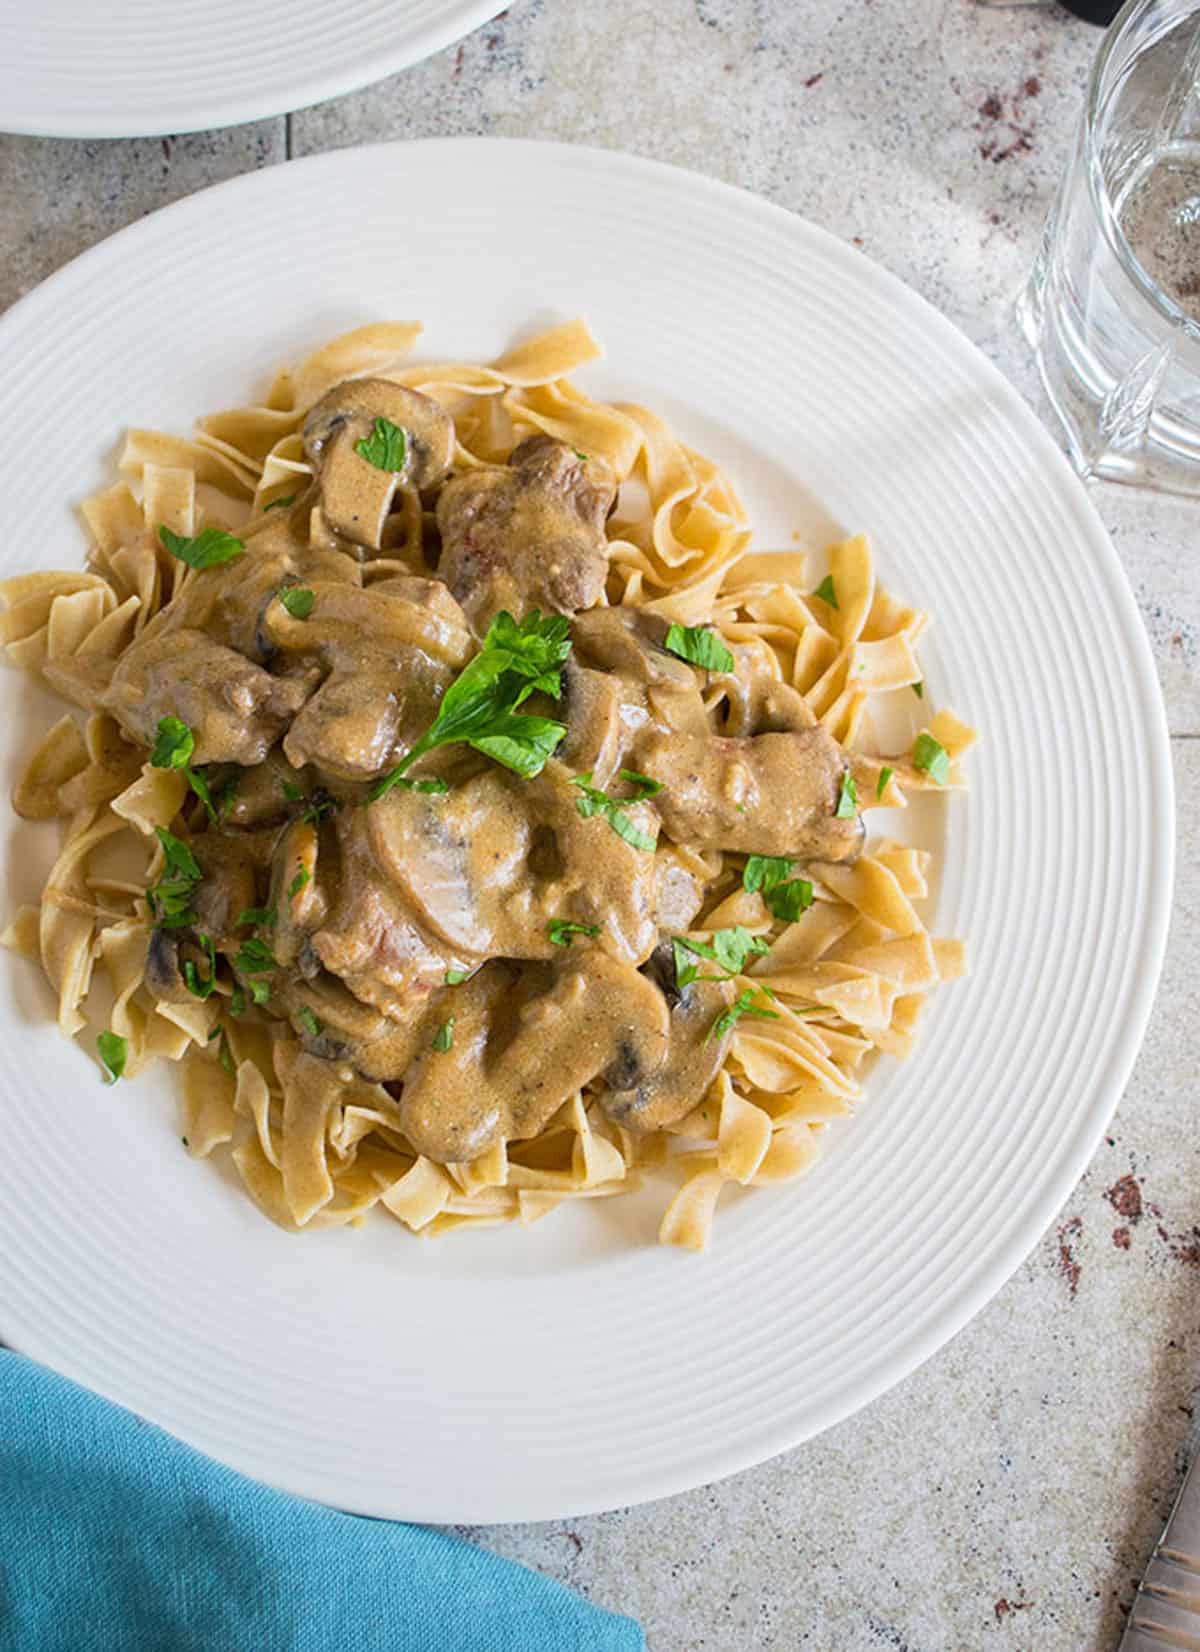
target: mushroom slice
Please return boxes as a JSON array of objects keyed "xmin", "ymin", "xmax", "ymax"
[
  {"xmin": 303, "ymin": 380, "xmax": 454, "ymax": 550},
  {"xmin": 599, "ymin": 944, "xmax": 735, "ymax": 1133},
  {"xmin": 397, "ymin": 954, "xmax": 670, "ymax": 1164}
]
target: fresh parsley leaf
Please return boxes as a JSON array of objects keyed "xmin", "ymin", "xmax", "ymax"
[
  {"xmin": 182, "ymin": 934, "xmax": 218, "ymax": 1001},
  {"xmin": 249, "ymin": 978, "xmax": 271, "ymax": 1007},
  {"xmin": 148, "ymin": 827, "xmax": 202, "ymax": 929},
  {"xmin": 573, "ymin": 449, "xmax": 589, "ymax": 461},
  {"xmin": 370, "ymin": 612, "xmax": 572, "ymax": 798},
  {"xmin": 709, "ymin": 988, "xmax": 780, "ymax": 1042},
  {"xmin": 296, "ymin": 1005, "xmax": 321, "ymax": 1037},
  {"xmin": 235, "ymin": 906, "xmax": 276, "ymax": 929},
  {"xmin": 432, "ymin": 1017, "xmax": 455, "ymax": 1052},
  {"xmin": 547, "ymin": 919, "xmax": 601, "ymax": 947},
  {"xmin": 278, "ymin": 586, "xmax": 315, "ymax": 620},
  {"xmin": 675, "ymin": 927, "xmax": 770, "ymax": 981},
  {"xmin": 234, "ymin": 938, "xmax": 277, "ymax": 975},
  {"xmin": 617, "ymin": 768, "xmax": 664, "ymax": 799},
  {"xmin": 216, "ymin": 773, "xmax": 240, "ymax": 820},
  {"xmin": 444, "ymin": 968, "xmax": 469, "ymax": 986},
  {"xmin": 814, "ymin": 574, "xmax": 838, "ymax": 610},
  {"xmin": 877, "ymin": 765, "xmax": 895, "ymax": 801},
  {"xmin": 912, "ymin": 680, "xmax": 924, "ymax": 700},
  {"xmin": 835, "ymin": 772, "xmax": 858, "ymax": 819},
  {"xmin": 913, "ymin": 731, "xmax": 949, "ymax": 785},
  {"xmin": 287, "ymin": 865, "xmax": 310, "ymax": 900},
  {"xmin": 766, "ymin": 879, "xmax": 813, "ymax": 922},
  {"xmin": 469, "ymin": 712, "xmax": 568, "ymax": 779},
  {"xmin": 150, "ymin": 716, "xmax": 194, "ymax": 770},
  {"xmin": 148, "ymin": 717, "xmax": 217, "ymax": 823},
  {"xmin": 355, "ymin": 416, "xmax": 408, "ymax": 472},
  {"xmin": 280, "ymin": 779, "xmax": 304, "ymax": 802},
  {"xmin": 299, "ymin": 791, "xmax": 335, "ymax": 826},
  {"xmin": 218, "ymin": 1030, "xmax": 235, "ymax": 1075},
  {"xmin": 97, "ymin": 1030, "xmax": 128, "ymax": 1084},
  {"xmin": 263, "ymin": 495, "xmax": 295, "ymax": 512},
  {"xmin": 229, "ymin": 986, "xmax": 247, "ymax": 1017},
  {"xmin": 377, "ymin": 776, "xmax": 450, "ymax": 797},
  {"xmin": 742, "ymin": 854, "xmax": 793, "ymax": 894},
  {"xmin": 158, "ymin": 524, "xmax": 245, "ymax": 570},
  {"xmin": 571, "ymin": 775, "xmax": 656, "ymax": 852},
  {"xmin": 184, "ymin": 767, "xmax": 219, "ymax": 826},
  {"xmin": 663, "ymin": 623, "xmax": 735, "ymax": 673}
]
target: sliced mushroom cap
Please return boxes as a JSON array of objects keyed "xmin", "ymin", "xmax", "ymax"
[
  {"xmin": 397, "ymin": 953, "xmax": 671, "ymax": 1163},
  {"xmin": 145, "ymin": 927, "xmax": 189, "ymax": 1003},
  {"xmin": 268, "ymin": 817, "xmax": 325, "ymax": 970},
  {"xmin": 302, "ymin": 379, "xmax": 454, "ymax": 487},
  {"xmin": 302, "ymin": 380, "xmax": 454, "ymax": 551},
  {"xmin": 599, "ymin": 943, "xmax": 736, "ymax": 1133}
]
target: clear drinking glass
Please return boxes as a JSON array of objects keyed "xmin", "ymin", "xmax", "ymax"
[{"xmin": 1020, "ymin": 0, "xmax": 1200, "ymax": 493}]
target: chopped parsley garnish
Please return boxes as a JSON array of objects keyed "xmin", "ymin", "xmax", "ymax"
[
  {"xmin": 150, "ymin": 716, "xmax": 193, "ymax": 770},
  {"xmin": 432, "ymin": 1018, "xmax": 455, "ymax": 1052},
  {"xmin": 814, "ymin": 574, "xmax": 838, "ymax": 610},
  {"xmin": 182, "ymin": 935, "xmax": 218, "ymax": 1001},
  {"xmin": 370, "ymin": 610, "xmax": 571, "ymax": 799},
  {"xmin": 229, "ymin": 986, "xmax": 247, "ymax": 1017},
  {"xmin": 913, "ymin": 731, "xmax": 949, "ymax": 785},
  {"xmin": 877, "ymin": 765, "xmax": 895, "ymax": 800},
  {"xmin": 158, "ymin": 524, "xmax": 245, "ymax": 570},
  {"xmin": 280, "ymin": 779, "xmax": 305, "ymax": 802},
  {"xmin": 742, "ymin": 855, "xmax": 793, "ymax": 894},
  {"xmin": 234, "ymin": 938, "xmax": 277, "ymax": 976},
  {"xmin": 263, "ymin": 495, "xmax": 295, "ymax": 512},
  {"xmin": 835, "ymin": 772, "xmax": 858, "ymax": 819},
  {"xmin": 296, "ymin": 1006, "xmax": 321, "ymax": 1038},
  {"xmin": 444, "ymin": 968, "xmax": 469, "ymax": 986},
  {"xmin": 148, "ymin": 827, "xmax": 202, "ymax": 929},
  {"xmin": 571, "ymin": 774, "xmax": 656, "ymax": 852},
  {"xmin": 663, "ymin": 623, "xmax": 735, "ymax": 673},
  {"xmin": 97, "ymin": 1030, "xmax": 128, "ymax": 1084},
  {"xmin": 235, "ymin": 906, "xmax": 276, "ymax": 929},
  {"xmin": 673, "ymin": 927, "xmax": 770, "ymax": 988},
  {"xmin": 148, "ymin": 716, "xmax": 218, "ymax": 823},
  {"xmin": 912, "ymin": 680, "xmax": 924, "ymax": 699},
  {"xmin": 278, "ymin": 586, "xmax": 314, "ymax": 620},
  {"xmin": 218, "ymin": 1030, "xmax": 235, "ymax": 1075},
  {"xmin": 288, "ymin": 865, "xmax": 310, "ymax": 900},
  {"xmin": 709, "ymin": 988, "xmax": 780, "ymax": 1042},
  {"xmin": 380, "ymin": 776, "xmax": 450, "ymax": 797},
  {"xmin": 616, "ymin": 768, "xmax": 664, "ymax": 799},
  {"xmin": 765, "ymin": 879, "xmax": 813, "ymax": 922},
  {"xmin": 547, "ymin": 919, "xmax": 601, "ymax": 947},
  {"xmin": 355, "ymin": 416, "xmax": 408, "ymax": 472},
  {"xmin": 249, "ymin": 978, "xmax": 271, "ymax": 1007}
]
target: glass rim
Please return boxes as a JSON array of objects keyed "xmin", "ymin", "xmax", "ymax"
[{"xmin": 1086, "ymin": 0, "xmax": 1200, "ymax": 335}]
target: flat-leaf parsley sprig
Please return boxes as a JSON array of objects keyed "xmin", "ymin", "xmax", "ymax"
[{"xmin": 370, "ymin": 610, "xmax": 572, "ymax": 800}]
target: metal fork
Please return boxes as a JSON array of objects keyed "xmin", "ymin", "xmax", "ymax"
[{"xmin": 1120, "ymin": 1456, "xmax": 1200, "ymax": 1651}]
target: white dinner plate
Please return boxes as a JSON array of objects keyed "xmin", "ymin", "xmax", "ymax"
[
  {"xmin": 0, "ymin": 140, "xmax": 1173, "ymax": 1523},
  {"xmin": 0, "ymin": 0, "xmax": 505, "ymax": 138}
]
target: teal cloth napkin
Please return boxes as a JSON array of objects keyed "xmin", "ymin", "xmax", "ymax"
[{"xmin": 0, "ymin": 1350, "xmax": 643, "ymax": 1652}]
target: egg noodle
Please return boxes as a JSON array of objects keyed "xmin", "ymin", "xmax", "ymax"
[{"xmin": 0, "ymin": 320, "xmax": 973, "ymax": 1250}]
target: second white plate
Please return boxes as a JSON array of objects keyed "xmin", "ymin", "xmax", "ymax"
[
  {"xmin": 0, "ymin": 140, "xmax": 1173, "ymax": 1522},
  {"xmin": 0, "ymin": 0, "xmax": 506, "ymax": 138}
]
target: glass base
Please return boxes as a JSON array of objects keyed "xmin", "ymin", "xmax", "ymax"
[{"xmin": 1018, "ymin": 270, "xmax": 1200, "ymax": 498}]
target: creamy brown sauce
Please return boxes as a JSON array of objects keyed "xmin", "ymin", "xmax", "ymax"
[{"xmin": 95, "ymin": 378, "xmax": 864, "ymax": 1164}]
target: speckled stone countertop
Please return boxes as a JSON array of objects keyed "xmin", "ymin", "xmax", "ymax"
[{"xmin": 2, "ymin": 4, "xmax": 1197, "ymax": 1647}]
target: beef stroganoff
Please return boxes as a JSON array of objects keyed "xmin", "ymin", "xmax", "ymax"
[{"xmin": 0, "ymin": 320, "xmax": 973, "ymax": 1249}]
